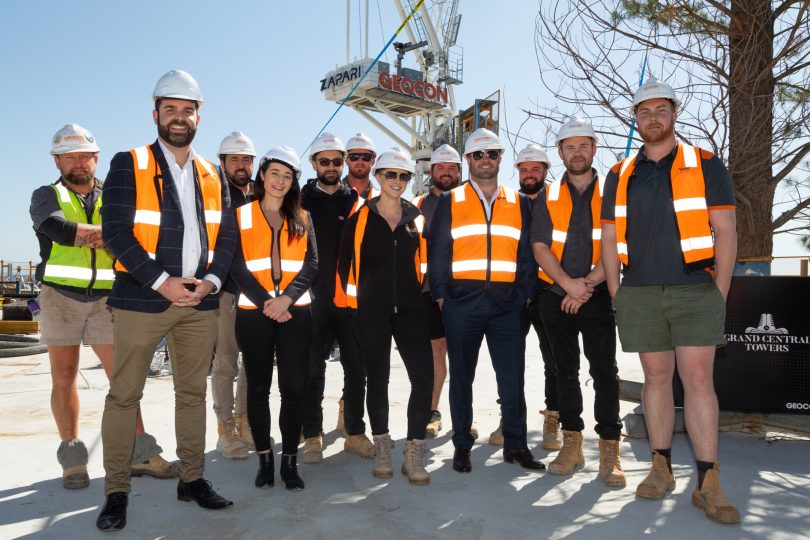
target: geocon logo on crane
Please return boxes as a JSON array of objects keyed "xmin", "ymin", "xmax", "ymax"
[{"xmin": 321, "ymin": 60, "xmax": 449, "ymax": 106}]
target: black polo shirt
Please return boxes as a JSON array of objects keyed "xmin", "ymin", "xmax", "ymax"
[{"xmin": 600, "ymin": 144, "xmax": 735, "ymax": 286}]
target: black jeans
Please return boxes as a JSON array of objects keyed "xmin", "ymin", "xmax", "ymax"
[
  {"xmin": 356, "ymin": 306, "xmax": 433, "ymax": 440},
  {"xmin": 303, "ymin": 301, "xmax": 367, "ymax": 437},
  {"xmin": 235, "ymin": 306, "xmax": 311, "ymax": 454},
  {"xmin": 527, "ymin": 294, "xmax": 558, "ymax": 411},
  {"xmin": 537, "ymin": 289, "xmax": 621, "ymax": 439}
]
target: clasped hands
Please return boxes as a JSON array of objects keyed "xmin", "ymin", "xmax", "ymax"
[
  {"xmin": 560, "ymin": 276, "xmax": 596, "ymax": 315},
  {"xmin": 158, "ymin": 277, "xmax": 214, "ymax": 307}
]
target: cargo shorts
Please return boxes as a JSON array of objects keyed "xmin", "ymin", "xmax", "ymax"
[
  {"xmin": 613, "ymin": 282, "xmax": 726, "ymax": 352},
  {"xmin": 38, "ymin": 284, "xmax": 114, "ymax": 346}
]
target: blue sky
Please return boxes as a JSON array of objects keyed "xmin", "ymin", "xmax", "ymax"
[{"xmin": 0, "ymin": 0, "xmax": 801, "ymax": 272}]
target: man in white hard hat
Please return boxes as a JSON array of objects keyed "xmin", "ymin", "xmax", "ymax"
[
  {"xmin": 97, "ymin": 69, "xmax": 236, "ymax": 531},
  {"xmin": 301, "ymin": 132, "xmax": 374, "ymax": 464},
  {"xmin": 531, "ymin": 117, "xmax": 624, "ymax": 487},
  {"xmin": 30, "ymin": 124, "xmax": 176, "ymax": 491},
  {"xmin": 601, "ymin": 79, "xmax": 739, "ymax": 523},
  {"xmin": 429, "ymin": 128, "xmax": 542, "ymax": 474},
  {"xmin": 210, "ymin": 131, "xmax": 257, "ymax": 460},
  {"xmin": 516, "ymin": 143, "xmax": 551, "ymax": 198},
  {"xmin": 411, "ymin": 144, "xmax": 462, "ymax": 437},
  {"xmin": 343, "ymin": 132, "xmax": 378, "ymax": 199}
]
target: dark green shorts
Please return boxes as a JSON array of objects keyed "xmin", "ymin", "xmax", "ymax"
[{"xmin": 613, "ymin": 282, "xmax": 726, "ymax": 352}]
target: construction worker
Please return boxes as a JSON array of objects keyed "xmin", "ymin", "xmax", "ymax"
[
  {"xmin": 96, "ymin": 70, "xmax": 236, "ymax": 531},
  {"xmin": 30, "ymin": 124, "xmax": 176, "ymax": 491},
  {"xmin": 301, "ymin": 132, "xmax": 374, "ymax": 463},
  {"xmin": 531, "ymin": 117, "xmax": 624, "ymax": 487},
  {"xmin": 230, "ymin": 146, "xmax": 316, "ymax": 491},
  {"xmin": 343, "ymin": 132, "xmax": 379, "ymax": 199},
  {"xmin": 337, "ymin": 148, "xmax": 433, "ymax": 484},
  {"xmin": 489, "ymin": 143, "xmax": 562, "ymax": 450},
  {"xmin": 601, "ymin": 79, "xmax": 739, "ymax": 523},
  {"xmin": 411, "ymin": 144, "xmax": 462, "ymax": 438},
  {"xmin": 211, "ymin": 131, "xmax": 256, "ymax": 460},
  {"xmin": 428, "ymin": 128, "xmax": 543, "ymax": 474}
]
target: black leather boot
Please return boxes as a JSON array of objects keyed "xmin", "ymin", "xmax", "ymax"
[
  {"xmin": 280, "ymin": 453, "xmax": 305, "ymax": 491},
  {"xmin": 255, "ymin": 451, "xmax": 274, "ymax": 488}
]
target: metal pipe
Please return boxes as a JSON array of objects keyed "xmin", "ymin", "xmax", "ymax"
[
  {"xmin": 365, "ymin": 0, "xmax": 370, "ymax": 58},
  {"xmin": 346, "ymin": 0, "xmax": 351, "ymax": 64}
]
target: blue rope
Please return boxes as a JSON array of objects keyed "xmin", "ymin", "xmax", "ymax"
[{"xmin": 625, "ymin": 51, "xmax": 648, "ymax": 157}]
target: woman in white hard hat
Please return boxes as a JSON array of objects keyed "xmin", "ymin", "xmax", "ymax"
[
  {"xmin": 229, "ymin": 146, "xmax": 317, "ymax": 491},
  {"xmin": 336, "ymin": 148, "xmax": 433, "ymax": 484}
]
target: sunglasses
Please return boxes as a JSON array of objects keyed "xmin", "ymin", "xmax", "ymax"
[
  {"xmin": 470, "ymin": 150, "xmax": 502, "ymax": 161},
  {"xmin": 317, "ymin": 157, "xmax": 344, "ymax": 167},
  {"xmin": 382, "ymin": 171, "xmax": 413, "ymax": 182},
  {"xmin": 348, "ymin": 153, "xmax": 373, "ymax": 162}
]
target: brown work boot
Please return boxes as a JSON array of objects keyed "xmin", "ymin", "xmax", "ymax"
[
  {"xmin": 541, "ymin": 410, "xmax": 563, "ymax": 451},
  {"xmin": 547, "ymin": 430, "xmax": 584, "ymax": 476},
  {"xmin": 401, "ymin": 439, "xmax": 430, "ymax": 485},
  {"xmin": 57, "ymin": 439, "xmax": 90, "ymax": 489},
  {"xmin": 425, "ymin": 410, "xmax": 442, "ymax": 437},
  {"xmin": 372, "ymin": 434, "xmax": 393, "ymax": 477},
  {"xmin": 233, "ymin": 413, "xmax": 255, "ymax": 451},
  {"xmin": 636, "ymin": 451, "xmax": 676, "ymax": 499},
  {"xmin": 598, "ymin": 439, "xmax": 626, "ymax": 487},
  {"xmin": 216, "ymin": 419, "xmax": 249, "ymax": 460},
  {"xmin": 344, "ymin": 433, "xmax": 375, "ymax": 459},
  {"xmin": 336, "ymin": 399, "xmax": 346, "ymax": 436},
  {"xmin": 130, "ymin": 455, "xmax": 180, "ymax": 478},
  {"xmin": 691, "ymin": 462, "xmax": 741, "ymax": 524},
  {"xmin": 488, "ymin": 418, "xmax": 504, "ymax": 446},
  {"xmin": 302, "ymin": 435, "xmax": 324, "ymax": 464}
]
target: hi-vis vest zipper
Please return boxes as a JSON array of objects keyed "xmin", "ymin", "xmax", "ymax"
[{"xmin": 113, "ymin": 144, "xmax": 222, "ymax": 272}]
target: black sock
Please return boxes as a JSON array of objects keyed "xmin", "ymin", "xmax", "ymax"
[
  {"xmin": 696, "ymin": 459, "xmax": 714, "ymax": 489},
  {"xmin": 654, "ymin": 448, "xmax": 672, "ymax": 473}
]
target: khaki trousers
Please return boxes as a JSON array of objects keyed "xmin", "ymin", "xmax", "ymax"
[
  {"xmin": 102, "ymin": 306, "xmax": 217, "ymax": 494},
  {"xmin": 211, "ymin": 291, "xmax": 248, "ymax": 421}
]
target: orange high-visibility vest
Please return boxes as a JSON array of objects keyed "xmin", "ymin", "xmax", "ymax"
[
  {"xmin": 449, "ymin": 182, "xmax": 522, "ymax": 282},
  {"xmin": 235, "ymin": 201, "xmax": 311, "ymax": 308},
  {"xmin": 538, "ymin": 177, "xmax": 603, "ymax": 284},
  {"xmin": 615, "ymin": 142, "xmax": 715, "ymax": 270},
  {"xmin": 339, "ymin": 204, "xmax": 425, "ymax": 309},
  {"xmin": 114, "ymin": 144, "xmax": 222, "ymax": 272}
]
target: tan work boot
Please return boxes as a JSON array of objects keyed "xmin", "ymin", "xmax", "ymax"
[
  {"xmin": 130, "ymin": 454, "xmax": 180, "ymax": 478},
  {"xmin": 425, "ymin": 410, "xmax": 442, "ymax": 437},
  {"xmin": 302, "ymin": 435, "xmax": 324, "ymax": 464},
  {"xmin": 216, "ymin": 419, "xmax": 249, "ymax": 460},
  {"xmin": 598, "ymin": 439, "xmax": 626, "ymax": 487},
  {"xmin": 547, "ymin": 430, "xmax": 585, "ymax": 476},
  {"xmin": 636, "ymin": 451, "xmax": 676, "ymax": 499},
  {"xmin": 57, "ymin": 439, "xmax": 90, "ymax": 489},
  {"xmin": 691, "ymin": 462, "xmax": 741, "ymax": 524},
  {"xmin": 234, "ymin": 412, "xmax": 255, "ymax": 451},
  {"xmin": 336, "ymin": 399, "xmax": 346, "ymax": 436},
  {"xmin": 541, "ymin": 410, "xmax": 563, "ymax": 451},
  {"xmin": 345, "ymin": 433, "xmax": 375, "ymax": 458},
  {"xmin": 488, "ymin": 419, "xmax": 504, "ymax": 446},
  {"xmin": 401, "ymin": 439, "xmax": 430, "ymax": 485},
  {"xmin": 372, "ymin": 434, "xmax": 393, "ymax": 477}
]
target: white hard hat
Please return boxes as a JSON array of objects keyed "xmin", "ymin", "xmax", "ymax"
[
  {"xmin": 218, "ymin": 131, "xmax": 256, "ymax": 157},
  {"xmin": 152, "ymin": 69, "xmax": 204, "ymax": 108},
  {"xmin": 345, "ymin": 132, "xmax": 376, "ymax": 154},
  {"xmin": 555, "ymin": 116, "xmax": 598, "ymax": 146},
  {"xmin": 463, "ymin": 128, "xmax": 505, "ymax": 156},
  {"xmin": 631, "ymin": 77, "xmax": 680, "ymax": 113},
  {"xmin": 50, "ymin": 124, "xmax": 100, "ymax": 155},
  {"xmin": 515, "ymin": 144, "xmax": 551, "ymax": 167},
  {"xmin": 373, "ymin": 147, "xmax": 416, "ymax": 174},
  {"xmin": 309, "ymin": 132, "xmax": 346, "ymax": 160},
  {"xmin": 260, "ymin": 145, "xmax": 302, "ymax": 181},
  {"xmin": 430, "ymin": 144, "xmax": 461, "ymax": 166}
]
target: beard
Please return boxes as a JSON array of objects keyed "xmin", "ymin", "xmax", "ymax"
[
  {"xmin": 317, "ymin": 171, "xmax": 340, "ymax": 186},
  {"xmin": 639, "ymin": 121, "xmax": 675, "ymax": 145},
  {"xmin": 158, "ymin": 119, "xmax": 197, "ymax": 148},
  {"xmin": 519, "ymin": 178, "xmax": 542, "ymax": 195},
  {"xmin": 470, "ymin": 162, "xmax": 499, "ymax": 181},
  {"xmin": 226, "ymin": 168, "xmax": 251, "ymax": 187},
  {"xmin": 64, "ymin": 170, "xmax": 93, "ymax": 185},
  {"xmin": 433, "ymin": 174, "xmax": 459, "ymax": 192},
  {"xmin": 563, "ymin": 156, "xmax": 593, "ymax": 176}
]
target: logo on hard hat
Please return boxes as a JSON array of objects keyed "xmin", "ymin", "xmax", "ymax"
[
  {"xmin": 53, "ymin": 135, "xmax": 62, "ymax": 145},
  {"xmin": 473, "ymin": 136, "xmax": 489, "ymax": 143},
  {"xmin": 86, "ymin": 134, "xmax": 95, "ymax": 143},
  {"xmin": 62, "ymin": 135, "xmax": 85, "ymax": 141}
]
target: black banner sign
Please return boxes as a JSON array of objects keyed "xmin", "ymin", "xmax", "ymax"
[{"xmin": 716, "ymin": 276, "xmax": 810, "ymax": 414}]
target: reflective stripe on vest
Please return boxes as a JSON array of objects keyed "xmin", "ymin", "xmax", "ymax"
[
  {"xmin": 538, "ymin": 176, "xmax": 603, "ymax": 284},
  {"xmin": 236, "ymin": 201, "xmax": 311, "ymax": 308},
  {"xmin": 449, "ymin": 182, "xmax": 521, "ymax": 282},
  {"xmin": 114, "ymin": 145, "xmax": 222, "ymax": 272},
  {"xmin": 615, "ymin": 142, "xmax": 714, "ymax": 269},
  {"xmin": 42, "ymin": 183, "xmax": 115, "ymax": 289}
]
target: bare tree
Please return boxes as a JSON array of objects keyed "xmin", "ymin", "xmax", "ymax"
[{"xmin": 529, "ymin": 0, "xmax": 810, "ymax": 259}]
